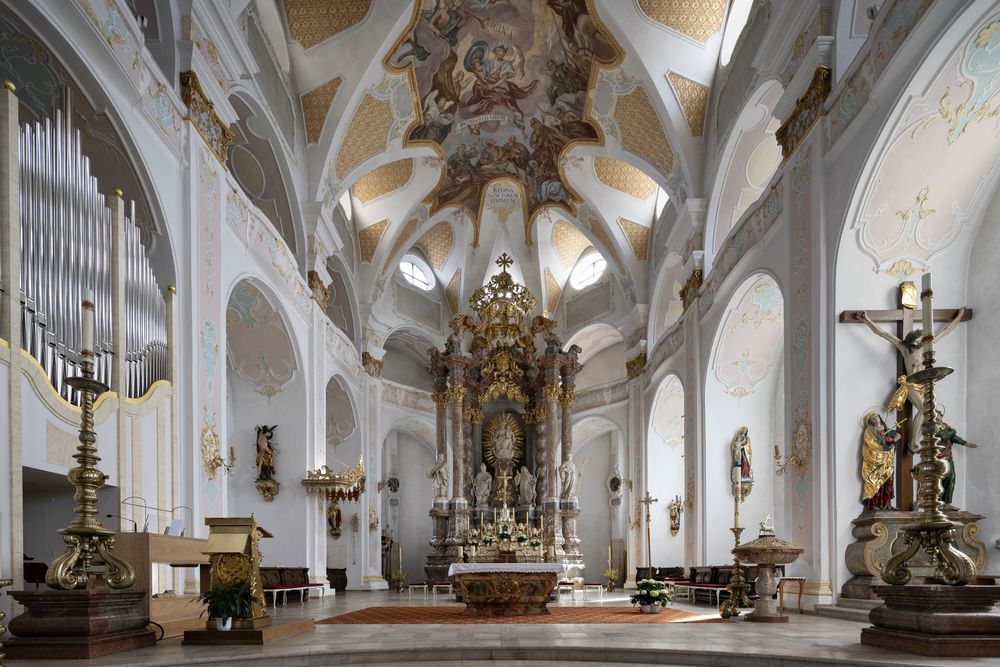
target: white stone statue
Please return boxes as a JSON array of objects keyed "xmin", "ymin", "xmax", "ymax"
[
  {"xmin": 427, "ymin": 453, "xmax": 449, "ymax": 498},
  {"xmin": 493, "ymin": 423, "xmax": 516, "ymax": 462},
  {"xmin": 514, "ymin": 465, "xmax": 536, "ymax": 506},
  {"xmin": 559, "ymin": 459, "xmax": 580, "ymax": 501},
  {"xmin": 473, "ymin": 463, "xmax": 493, "ymax": 508}
]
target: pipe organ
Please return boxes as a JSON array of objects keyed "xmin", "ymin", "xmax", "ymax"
[{"xmin": 17, "ymin": 104, "xmax": 167, "ymax": 404}]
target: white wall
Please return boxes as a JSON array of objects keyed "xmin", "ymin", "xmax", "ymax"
[
  {"xmin": 577, "ymin": 434, "xmax": 613, "ymax": 580},
  {"xmin": 383, "ymin": 431, "xmax": 434, "ymax": 584}
]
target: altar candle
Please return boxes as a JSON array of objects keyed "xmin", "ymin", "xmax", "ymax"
[
  {"xmin": 229, "ymin": 446, "xmax": 235, "ymax": 462},
  {"xmin": 608, "ymin": 544, "xmax": 612, "ymax": 564},
  {"xmin": 399, "ymin": 546, "xmax": 403, "ymax": 565},
  {"xmin": 921, "ymin": 273, "xmax": 934, "ymax": 355},
  {"xmin": 774, "ymin": 444, "xmax": 780, "ymax": 458},
  {"xmin": 82, "ymin": 289, "xmax": 95, "ymax": 356}
]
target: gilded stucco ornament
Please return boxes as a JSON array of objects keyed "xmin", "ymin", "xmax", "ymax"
[{"xmin": 362, "ymin": 351, "xmax": 384, "ymax": 378}]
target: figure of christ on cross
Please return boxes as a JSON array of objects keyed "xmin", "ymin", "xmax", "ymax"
[
  {"xmin": 638, "ymin": 492, "xmax": 658, "ymax": 576},
  {"xmin": 496, "ymin": 467, "xmax": 513, "ymax": 506},
  {"xmin": 839, "ymin": 281, "xmax": 972, "ymax": 510}
]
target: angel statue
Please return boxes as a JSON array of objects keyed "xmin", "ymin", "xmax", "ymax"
[
  {"xmin": 730, "ymin": 426, "xmax": 753, "ymax": 498},
  {"xmin": 861, "ymin": 412, "xmax": 902, "ymax": 510},
  {"xmin": 427, "ymin": 453, "xmax": 449, "ymax": 498},
  {"xmin": 514, "ymin": 466, "xmax": 536, "ymax": 506},
  {"xmin": 473, "ymin": 463, "xmax": 493, "ymax": 509}
]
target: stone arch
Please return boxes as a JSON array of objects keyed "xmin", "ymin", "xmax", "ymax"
[{"xmin": 647, "ymin": 373, "xmax": 685, "ymax": 568}]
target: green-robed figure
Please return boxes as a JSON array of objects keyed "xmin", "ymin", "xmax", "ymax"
[{"xmin": 934, "ymin": 410, "xmax": 978, "ymax": 506}]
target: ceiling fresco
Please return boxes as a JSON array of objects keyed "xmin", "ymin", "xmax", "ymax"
[
  {"xmin": 388, "ymin": 0, "xmax": 622, "ymax": 221},
  {"xmin": 712, "ymin": 274, "xmax": 783, "ymax": 400}
]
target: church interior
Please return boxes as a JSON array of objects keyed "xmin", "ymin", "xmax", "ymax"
[{"xmin": 0, "ymin": 0, "xmax": 999, "ymax": 664}]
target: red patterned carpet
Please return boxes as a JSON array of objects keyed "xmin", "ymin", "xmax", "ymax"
[{"xmin": 319, "ymin": 605, "xmax": 727, "ymax": 625}]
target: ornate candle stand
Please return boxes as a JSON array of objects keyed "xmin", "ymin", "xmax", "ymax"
[
  {"xmin": 0, "ymin": 576, "xmax": 11, "ymax": 664},
  {"xmin": 719, "ymin": 525, "xmax": 752, "ymax": 618},
  {"xmin": 47, "ymin": 357, "xmax": 135, "ymax": 590},
  {"xmin": 880, "ymin": 347, "xmax": 975, "ymax": 586}
]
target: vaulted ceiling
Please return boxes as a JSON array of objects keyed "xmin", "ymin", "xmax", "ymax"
[{"xmin": 277, "ymin": 0, "xmax": 730, "ymax": 325}]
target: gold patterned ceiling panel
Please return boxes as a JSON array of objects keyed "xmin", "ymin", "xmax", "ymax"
[
  {"xmin": 301, "ymin": 77, "xmax": 342, "ymax": 144},
  {"xmin": 636, "ymin": 0, "xmax": 726, "ymax": 44},
  {"xmin": 385, "ymin": 218, "xmax": 419, "ymax": 267},
  {"xmin": 589, "ymin": 219, "xmax": 625, "ymax": 273},
  {"xmin": 335, "ymin": 93, "xmax": 393, "ymax": 180},
  {"xmin": 593, "ymin": 157, "xmax": 657, "ymax": 200},
  {"xmin": 353, "ymin": 159, "xmax": 414, "ymax": 205},
  {"xmin": 552, "ymin": 220, "xmax": 590, "ymax": 268},
  {"xmin": 445, "ymin": 269, "xmax": 461, "ymax": 313},
  {"xmin": 358, "ymin": 218, "xmax": 390, "ymax": 263},
  {"xmin": 415, "ymin": 221, "xmax": 454, "ymax": 270},
  {"xmin": 283, "ymin": 0, "xmax": 373, "ymax": 50},
  {"xmin": 544, "ymin": 267, "xmax": 561, "ymax": 317},
  {"xmin": 667, "ymin": 72, "xmax": 709, "ymax": 137},
  {"xmin": 618, "ymin": 217, "xmax": 650, "ymax": 260},
  {"xmin": 615, "ymin": 86, "xmax": 674, "ymax": 179}
]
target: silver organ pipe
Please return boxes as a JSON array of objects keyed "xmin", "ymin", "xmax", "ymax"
[{"xmin": 17, "ymin": 107, "xmax": 168, "ymax": 404}]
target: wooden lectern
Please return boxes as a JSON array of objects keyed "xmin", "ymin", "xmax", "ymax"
[{"xmin": 203, "ymin": 517, "xmax": 272, "ymax": 629}]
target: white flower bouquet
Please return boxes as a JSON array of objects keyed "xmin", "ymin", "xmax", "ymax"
[{"xmin": 629, "ymin": 579, "xmax": 673, "ymax": 608}]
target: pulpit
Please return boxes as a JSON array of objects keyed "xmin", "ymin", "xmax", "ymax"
[{"xmin": 202, "ymin": 517, "xmax": 272, "ymax": 629}]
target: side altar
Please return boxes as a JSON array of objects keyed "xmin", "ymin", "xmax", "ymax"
[{"xmin": 425, "ymin": 254, "xmax": 584, "ymax": 584}]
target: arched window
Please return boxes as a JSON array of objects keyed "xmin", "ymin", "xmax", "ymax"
[
  {"xmin": 570, "ymin": 251, "xmax": 607, "ymax": 289},
  {"xmin": 399, "ymin": 259, "xmax": 432, "ymax": 290}
]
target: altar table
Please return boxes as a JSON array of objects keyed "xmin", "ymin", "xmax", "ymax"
[{"xmin": 447, "ymin": 563, "xmax": 564, "ymax": 616}]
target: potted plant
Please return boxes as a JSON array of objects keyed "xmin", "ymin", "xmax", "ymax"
[
  {"xmin": 602, "ymin": 567, "xmax": 619, "ymax": 592},
  {"xmin": 629, "ymin": 579, "xmax": 672, "ymax": 613},
  {"xmin": 194, "ymin": 581, "xmax": 261, "ymax": 631}
]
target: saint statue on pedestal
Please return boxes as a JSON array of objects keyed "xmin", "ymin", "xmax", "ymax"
[
  {"xmin": 428, "ymin": 453, "xmax": 449, "ymax": 498},
  {"xmin": 473, "ymin": 463, "xmax": 493, "ymax": 508},
  {"xmin": 934, "ymin": 409, "xmax": 977, "ymax": 507},
  {"xmin": 559, "ymin": 459, "xmax": 580, "ymax": 501},
  {"xmin": 514, "ymin": 466, "xmax": 536, "ymax": 506},
  {"xmin": 861, "ymin": 412, "xmax": 902, "ymax": 510}
]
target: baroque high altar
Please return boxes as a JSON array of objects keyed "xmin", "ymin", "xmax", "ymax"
[{"xmin": 425, "ymin": 254, "xmax": 584, "ymax": 582}]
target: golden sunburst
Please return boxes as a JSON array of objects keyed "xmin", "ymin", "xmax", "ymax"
[{"xmin": 483, "ymin": 412, "xmax": 524, "ymax": 468}]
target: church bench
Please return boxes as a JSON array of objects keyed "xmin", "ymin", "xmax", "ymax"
[{"xmin": 260, "ymin": 566, "xmax": 327, "ymax": 606}]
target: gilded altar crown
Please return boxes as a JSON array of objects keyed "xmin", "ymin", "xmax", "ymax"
[{"xmin": 468, "ymin": 254, "xmax": 537, "ymax": 344}]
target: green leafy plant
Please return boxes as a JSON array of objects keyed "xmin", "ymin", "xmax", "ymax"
[
  {"xmin": 194, "ymin": 582, "xmax": 261, "ymax": 620},
  {"xmin": 629, "ymin": 579, "xmax": 672, "ymax": 608},
  {"xmin": 529, "ymin": 539, "xmax": 541, "ymax": 548},
  {"xmin": 516, "ymin": 535, "xmax": 527, "ymax": 543}
]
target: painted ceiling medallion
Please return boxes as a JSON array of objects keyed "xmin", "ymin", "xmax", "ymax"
[
  {"xmin": 335, "ymin": 93, "xmax": 394, "ymax": 180},
  {"xmin": 301, "ymin": 77, "xmax": 342, "ymax": 144},
  {"xmin": 544, "ymin": 267, "xmax": 561, "ymax": 316},
  {"xmin": 359, "ymin": 219, "xmax": 390, "ymax": 263},
  {"xmin": 636, "ymin": 0, "xmax": 726, "ymax": 44},
  {"xmin": 666, "ymin": 71, "xmax": 709, "ymax": 137},
  {"xmin": 614, "ymin": 85, "xmax": 674, "ymax": 178},
  {"xmin": 618, "ymin": 217, "xmax": 650, "ymax": 260},
  {"xmin": 353, "ymin": 159, "xmax": 414, "ymax": 205},
  {"xmin": 552, "ymin": 220, "xmax": 590, "ymax": 268},
  {"xmin": 388, "ymin": 0, "xmax": 622, "ymax": 225},
  {"xmin": 416, "ymin": 221, "xmax": 455, "ymax": 270},
  {"xmin": 446, "ymin": 269, "xmax": 462, "ymax": 313}
]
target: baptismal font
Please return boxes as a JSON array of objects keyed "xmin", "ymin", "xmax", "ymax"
[{"xmin": 425, "ymin": 254, "xmax": 583, "ymax": 582}]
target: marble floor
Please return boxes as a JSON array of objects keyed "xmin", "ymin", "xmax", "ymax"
[{"xmin": 6, "ymin": 590, "xmax": 1000, "ymax": 667}]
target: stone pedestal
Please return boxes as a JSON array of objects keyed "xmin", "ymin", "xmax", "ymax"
[
  {"xmin": 746, "ymin": 564, "xmax": 784, "ymax": 623},
  {"xmin": 861, "ymin": 585, "xmax": 1000, "ymax": 657},
  {"xmin": 6, "ymin": 588, "xmax": 155, "ymax": 659},
  {"xmin": 843, "ymin": 509, "xmax": 986, "ymax": 599}
]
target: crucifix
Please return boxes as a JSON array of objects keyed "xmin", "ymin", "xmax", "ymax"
[
  {"xmin": 496, "ymin": 467, "xmax": 513, "ymax": 506},
  {"xmin": 839, "ymin": 280, "xmax": 972, "ymax": 510},
  {"xmin": 638, "ymin": 492, "xmax": 658, "ymax": 576}
]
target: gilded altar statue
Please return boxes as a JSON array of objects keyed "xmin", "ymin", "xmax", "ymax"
[
  {"xmin": 730, "ymin": 426, "xmax": 753, "ymax": 498},
  {"xmin": 861, "ymin": 412, "xmax": 902, "ymax": 510}
]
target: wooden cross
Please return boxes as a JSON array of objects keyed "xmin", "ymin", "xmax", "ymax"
[
  {"xmin": 638, "ymin": 492, "xmax": 658, "ymax": 571},
  {"xmin": 839, "ymin": 281, "xmax": 972, "ymax": 510}
]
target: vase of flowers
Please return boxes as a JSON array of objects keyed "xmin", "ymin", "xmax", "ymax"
[
  {"xmin": 391, "ymin": 569, "xmax": 407, "ymax": 593},
  {"xmin": 602, "ymin": 567, "xmax": 619, "ymax": 592},
  {"xmin": 629, "ymin": 579, "xmax": 672, "ymax": 613}
]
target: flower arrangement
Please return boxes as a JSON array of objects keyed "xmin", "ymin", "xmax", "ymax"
[
  {"xmin": 529, "ymin": 539, "xmax": 542, "ymax": 548},
  {"xmin": 499, "ymin": 531, "xmax": 512, "ymax": 541},
  {"xmin": 466, "ymin": 539, "xmax": 479, "ymax": 548},
  {"xmin": 482, "ymin": 536, "xmax": 494, "ymax": 545},
  {"xmin": 516, "ymin": 535, "xmax": 527, "ymax": 543},
  {"xmin": 391, "ymin": 569, "xmax": 407, "ymax": 593},
  {"xmin": 629, "ymin": 579, "xmax": 672, "ymax": 609}
]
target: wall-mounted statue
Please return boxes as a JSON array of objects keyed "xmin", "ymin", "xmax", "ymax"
[
  {"xmin": 514, "ymin": 466, "xmax": 536, "ymax": 506},
  {"xmin": 254, "ymin": 425, "xmax": 279, "ymax": 501},
  {"xmin": 668, "ymin": 495, "xmax": 683, "ymax": 536},
  {"xmin": 607, "ymin": 463, "xmax": 623, "ymax": 508},
  {"xmin": 730, "ymin": 426, "xmax": 753, "ymax": 499},
  {"xmin": 327, "ymin": 502, "xmax": 342, "ymax": 539}
]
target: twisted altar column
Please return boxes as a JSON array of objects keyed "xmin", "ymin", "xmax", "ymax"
[
  {"xmin": 448, "ymin": 377, "xmax": 465, "ymax": 505},
  {"xmin": 543, "ymin": 384, "xmax": 561, "ymax": 505},
  {"xmin": 560, "ymin": 350, "xmax": 582, "ymax": 560}
]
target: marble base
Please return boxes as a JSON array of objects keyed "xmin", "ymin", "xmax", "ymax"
[
  {"xmin": 454, "ymin": 571, "xmax": 558, "ymax": 616},
  {"xmin": 843, "ymin": 509, "xmax": 986, "ymax": 599},
  {"xmin": 861, "ymin": 584, "xmax": 1000, "ymax": 656},
  {"xmin": 6, "ymin": 588, "xmax": 155, "ymax": 659}
]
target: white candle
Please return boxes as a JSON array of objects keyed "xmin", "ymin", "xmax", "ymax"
[
  {"xmin": 921, "ymin": 273, "xmax": 933, "ymax": 355},
  {"xmin": 82, "ymin": 289, "xmax": 95, "ymax": 356}
]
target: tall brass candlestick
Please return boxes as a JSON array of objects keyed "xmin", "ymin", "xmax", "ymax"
[
  {"xmin": 46, "ymin": 293, "xmax": 135, "ymax": 589},
  {"xmin": 881, "ymin": 274, "xmax": 975, "ymax": 586},
  {"xmin": 720, "ymin": 474, "xmax": 751, "ymax": 617}
]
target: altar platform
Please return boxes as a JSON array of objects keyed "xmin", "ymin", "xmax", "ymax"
[
  {"xmin": 6, "ymin": 590, "xmax": 991, "ymax": 667},
  {"xmin": 447, "ymin": 562, "xmax": 564, "ymax": 616}
]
